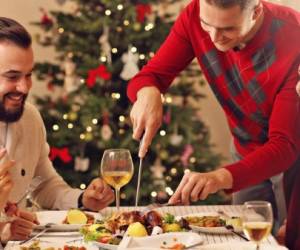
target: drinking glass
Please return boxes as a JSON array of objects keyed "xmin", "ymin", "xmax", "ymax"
[
  {"xmin": 100, "ymin": 149, "xmax": 134, "ymax": 211},
  {"xmin": 242, "ymin": 201, "xmax": 273, "ymax": 250}
]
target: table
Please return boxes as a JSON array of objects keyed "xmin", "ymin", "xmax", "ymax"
[{"xmin": 5, "ymin": 205, "xmax": 281, "ymax": 250}]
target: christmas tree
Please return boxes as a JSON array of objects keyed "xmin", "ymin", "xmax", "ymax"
[{"xmin": 32, "ymin": 0, "xmax": 225, "ymax": 205}]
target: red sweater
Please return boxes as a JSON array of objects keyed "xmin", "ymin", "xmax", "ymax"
[{"xmin": 127, "ymin": 0, "xmax": 300, "ymax": 192}]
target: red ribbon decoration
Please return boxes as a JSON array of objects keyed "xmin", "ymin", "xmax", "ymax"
[
  {"xmin": 136, "ymin": 4, "xmax": 152, "ymax": 23},
  {"xmin": 86, "ymin": 65, "xmax": 111, "ymax": 88},
  {"xmin": 40, "ymin": 8, "xmax": 53, "ymax": 26},
  {"xmin": 50, "ymin": 147, "xmax": 72, "ymax": 163}
]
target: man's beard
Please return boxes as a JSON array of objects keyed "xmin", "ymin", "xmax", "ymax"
[{"xmin": 0, "ymin": 93, "xmax": 27, "ymax": 122}]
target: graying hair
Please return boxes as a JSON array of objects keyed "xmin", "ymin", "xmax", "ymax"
[{"xmin": 204, "ymin": 0, "xmax": 257, "ymax": 10}]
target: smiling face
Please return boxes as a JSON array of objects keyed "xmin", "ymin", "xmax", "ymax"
[
  {"xmin": 200, "ymin": 0, "xmax": 260, "ymax": 52},
  {"xmin": 0, "ymin": 42, "xmax": 34, "ymax": 122}
]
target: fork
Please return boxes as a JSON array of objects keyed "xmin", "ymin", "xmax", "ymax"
[
  {"xmin": 217, "ymin": 209, "xmax": 231, "ymax": 219},
  {"xmin": 225, "ymin": 225, "xmax": 249, "ymax": 241},
  {"xmin": 16, "ymin": 176, "xmax": 44, "ymax": 205},
  {"xmin": 19, "ymin": 223, "xmax": 55, "ymax": 245}
]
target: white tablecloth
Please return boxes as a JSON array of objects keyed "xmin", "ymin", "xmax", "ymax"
[{"xmin": 5, "ymin": 205, "xmax": 282, "ymax": 250}]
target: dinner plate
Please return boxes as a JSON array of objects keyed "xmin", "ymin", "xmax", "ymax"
[
  {"xmin": 34, "ymin": 210, "xmax": 101, "ymax": 231},
  {"xmin": 178, "ymin": 212, "xmax": 243, "ymax": 234},
  {"xmin": 10, "ymin": 241, "xmax": 98, "ymax": 250},
  {"xmin": 196, "ymin": 242, "xmax": 288, "ymax": 250},
  {"xmin": 92, "ymin": 241, "xmax": 119, "ymax": 250},
  {"xmin": 117, "ymin": 232, "xmax": 203, "ymax": 249}
]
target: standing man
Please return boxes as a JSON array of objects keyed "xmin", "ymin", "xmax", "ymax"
[
  {"xmin": 0, "ymin": 17, "xmax": 114, "ymax": 241},
  {"xmin": 127, "ymin": 0, "xmax": 300, "ymax": 229}
]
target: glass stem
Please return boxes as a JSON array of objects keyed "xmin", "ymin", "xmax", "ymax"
[
  {"xmin": 256, "ymin": 244, "xmax": 260, "ymax": 250},
  {"xmin": 115, "ymin": 187, "xmax": 120, "ymax": 211}
]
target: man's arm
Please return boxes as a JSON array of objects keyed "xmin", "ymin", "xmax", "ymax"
[
  {"xmin": 170, "ymin": 62, "xmax": 300, "ymax": 204},
  {"xmin": 31, "ymin": 107, "xmax": 114, "ymax": 211},
  {"xmin": 128, "ymin": 7, "xmax": 196, "ymax": 157},
  {"xmin": 225, "ymin": 63, "xmax": 300, "ymax": 191}
]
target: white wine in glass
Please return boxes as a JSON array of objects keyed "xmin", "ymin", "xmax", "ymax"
[
  {"xmin": 242, "ymin": 201, "xmax": 273, "ymax": 250},
  {"xmin": 100, "ymin": 149, "xmax": 134, "ymax": 211}
]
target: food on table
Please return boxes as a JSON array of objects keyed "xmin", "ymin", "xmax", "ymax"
[
  {"xmin": 160, "ymin": 243, "xmax": 186, "ymax": 250},
  {"xmin": 19, "ymin": 241, "xmax": 87, "ymax": 250},
  {"xmin": 160, "ymin": 237, "xmax": 186, "ymax": 250},
  {"xmin": 184, "ymin": 215, "xmax": 225, "ymax": 227},
  {"xmin": 225, "ymin": 217, "xmax": 242, "ymax": 229},
  {"xmin": 146, "ymin": 210, "xmax": 163, "ymax": 227},
  {"xmin": 63, "ymin": 209, "xmax": 94, "ymax": 224},
  {"xmin": 127, "ymin": 222, "xmax": 148, "ymax": 237},
  {"xmin": 80, "ymin": 210, "xmax": 190, "ymax": 246},
  {"xmin": 163, "ymin": 213, "xmax": 188, "ymax": 233},
  {"xmin": 80, "ymin": 222, "xmax": 122, "ymax": 245},
  {"xmin": 104, "ymin": 210, "xmax": 145, "ymax": 233},
  {"xmin": 163, "ymin": 223, "xmax": 182, "ymax": 233},
  {"xmin": 184, "ymin": 215, "xmax": 242, "ymax": 228}
]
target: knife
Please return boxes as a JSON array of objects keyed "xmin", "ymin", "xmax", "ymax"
[{"xmin": 135, "ymin": 137, "xmax": 144, "ymax": 207}]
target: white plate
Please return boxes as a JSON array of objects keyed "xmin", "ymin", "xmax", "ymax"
[
  {"xmin": 178, "ymin": 213, "xmax": 242, "ymax": 234},
  {"xmin": 10, "ymin": 241, "xmax": 98, "ymax": 250},
  {"xmin": 196, "ymin": 242, "xmax": 288, "ymax": 250},
  {"xmin": 117, "ymin": 232, "xmax": 203, "ymax": 250},
  {"xmin": 92, "ymin": 241, "xmax": 119, "ymax": 250},
  {"xmin": 35, "ymin": 210, "xmax": 101, "ymax": 231}
]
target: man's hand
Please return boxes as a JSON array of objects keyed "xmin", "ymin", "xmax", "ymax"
[
  {"xmin": 276, "ymin": 219, "xmax": 286, "ymax": 245},
  {"xmin": 82, "ymin": 178, "xmax": 114, "ymax": 211},
  {"xmin": 169, "ymin": 169, "xmax": 233, "ymax": 205},
  {"xmin": 296, "ymin": 65, "xmax": 300, "ymax": 96},
  {"xmin": 9, "ymin": 210, "xmax": 38, "ymax": 240},
  {"xmin": 130, "ymin": 86, "xmax": 163, "ymax": 158},
  {"xmin": 0, "ymin": 148, "xmax": 14, "ymax": 210}
]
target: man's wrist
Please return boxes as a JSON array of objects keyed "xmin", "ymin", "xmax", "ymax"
[
  {"xmin": 214, "ymin": 168, "xmax": 233, "ymax": 189},
  {"xmin": 137, "ymin": 86, "xmax": 160, "ymax": 99}
]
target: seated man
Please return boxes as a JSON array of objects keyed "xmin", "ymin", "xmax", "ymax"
[{"xmin": 0, "ymin": 17, "xmax": 114, "ymax": 242}]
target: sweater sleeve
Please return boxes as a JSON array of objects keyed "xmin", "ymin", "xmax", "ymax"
[
  {"xmin": 225, "ymin": 61, "xmax": 300, "ymax": 192},
  {"xmin": 127, "ymin": 6, "xmax": 196, "ymax": 102},
  {"xmin": 31, "ymin": 111, "xmax": 82, "ymax": 210}
]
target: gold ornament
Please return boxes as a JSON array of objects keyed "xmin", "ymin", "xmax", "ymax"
[
  {"xmin": 68, "ymin": 112, "xmax": 78, "ymax": 121},
  {"xmin": 133, "ymin": 22, "xmax": 142, "ymax": 31},
  {"xmin": 84, "ymin": 132, "xmax": 93, "ymax": 141},
  {"xmin": 159, "ymin": 150, "xmax": 168, "ymax": 160}
]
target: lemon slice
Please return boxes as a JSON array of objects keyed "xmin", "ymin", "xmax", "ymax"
[
  {"xmin": 127, "ymin": 222, "xmax": 148, "ymax": 237},
  {"xmin": 89, "ymin": 224, "xmax": 104, "ymax": 231},
  {"xmin": 67, "ymin": 209, "xmax": 88, "ymax": 224}
]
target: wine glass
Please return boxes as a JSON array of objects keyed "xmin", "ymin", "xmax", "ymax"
[
  {"xmin": 100, "ymin": 149, "xmax": 134, "ymax": 211},
  {"xmin": 242, "ymin": 201, "xmax": 273, "ymax": 250}
]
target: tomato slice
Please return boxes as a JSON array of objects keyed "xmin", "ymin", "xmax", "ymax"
[{"xmin": 98, "ymin": 236, "xmax": 111, "ymax": 244}]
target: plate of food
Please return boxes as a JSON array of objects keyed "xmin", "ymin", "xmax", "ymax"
[
  {"xmin": 80, "ymin": 210, "xmax": 191, "ymax": 250},
  {"xmin": 118, "ymin": 232, "xmax": 203, "ymax": 250},
  {"xmin": 13, "ymin": 240, "xmax": 97, "ymax": 250},
  {"xmin": 34, "ymin": 209, "xmax": 100, "ymax": 231},
  {"xmin": 178, "ymin": 212, "xmax": 243, "ymax": 234}
]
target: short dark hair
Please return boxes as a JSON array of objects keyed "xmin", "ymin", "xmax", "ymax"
[
  {"xmin": 0, "ymin": 17, "xmax": 32, "ymax": 48},
  {"xmin": 204, "ymin": 0, "xmax": 256, "ymax": 10}
]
